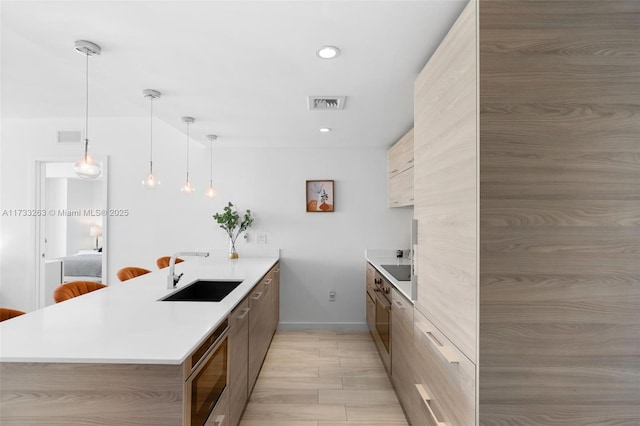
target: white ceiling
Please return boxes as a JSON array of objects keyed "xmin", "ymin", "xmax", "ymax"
[{"xmin": 1, "ymin": 0, "xmax": 468, "ymax": 148}]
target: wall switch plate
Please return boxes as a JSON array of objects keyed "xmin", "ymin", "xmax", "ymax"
[{"xmin": 257, "ymin": 233, "xmax": 267, "ymax": 244}]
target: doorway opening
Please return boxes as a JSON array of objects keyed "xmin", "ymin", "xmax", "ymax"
[{"xmin": 34, "ymin": 157, "xmax": 108, "ymax": 308}]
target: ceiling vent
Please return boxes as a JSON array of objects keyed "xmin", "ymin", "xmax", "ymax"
[
  {"xmin": 57, "ymin": 130, "xmax": 82, "ymax": 144},
  {"xmin": 308, "ymin": 96, "xmax": 346, "ymax": 111}
]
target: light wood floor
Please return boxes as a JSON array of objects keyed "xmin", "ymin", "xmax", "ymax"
[{"xmin": 239, "ymin": 330, "xmax": 409, "ymax": 426}]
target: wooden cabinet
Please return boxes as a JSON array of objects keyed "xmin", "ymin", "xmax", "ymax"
[
  {"xmin": 390, "ymin": 289, "xmax": 414, "ymax": 413},
  {"xmin": 268, "ymin": 262, "xmax": 280, "ymax": 334},
  {"xmin": 229, "ymin": 261, "xmax": 280, "ymax": 425},
  {"xmin": 413, "ymin": 309, "xmax": 475, "ymax": 426},
  {"xmin": 205, "ymin": 388, "xmax": 229, "ymax": 426},
  {"xmin": 365, "ymin": 263, "xmax": 376, "ymax": 333},
  {"xmin": 228, "ymin": 297, "xmax": 250, "ymax": 426},
  {"xmin": 412, "ymin": 0, "xmax": 640, "ymax": 424},
  {"xmin": 414, "ymin": 0, "xmax": 477, "ymax": 364},
  {"xmin": 247, "ymin": 263, "xmax": 279, "ymax": 393},
  {"xmin": 388, "ymin": 128, "xmax": 414, "ymax": 207}
]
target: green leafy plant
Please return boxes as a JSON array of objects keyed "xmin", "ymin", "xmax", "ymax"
[{"xmin": 213, "ymin": 202, "xmax": 254, "ymax": 247}]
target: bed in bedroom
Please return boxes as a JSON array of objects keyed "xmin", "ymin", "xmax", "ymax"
[{"xmin": 60, "ymin": 252, "xmax": 102, "ymax": 282}]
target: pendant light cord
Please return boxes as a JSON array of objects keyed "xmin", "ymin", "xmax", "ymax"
[
  {"xmin": 186, "ymin": 123, "xmax": 190, "ymax": 182},
  {"xmin": 84, "ymin": 52, "xmax": 90, "ymax": 161},
  {"xmin": 149, "ymin": 96, "xmax": 154, "ymax": 173},
  {"xmin": 209, "ymin": 138, "xmax": 213, "ymax": 186}
]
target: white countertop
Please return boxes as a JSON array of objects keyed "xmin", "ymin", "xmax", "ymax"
[
  {"xmin": 0, "ymin": 255, "xmax": 279, "ymax": 365},
  {"xmin": 365, "ymin": 249, "xmax": 414, "ymax": 302}
]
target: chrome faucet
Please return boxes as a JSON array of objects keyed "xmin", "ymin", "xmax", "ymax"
[{"xmin": 167, "ymin": 251, "xmax": 210, "ymax": 289}]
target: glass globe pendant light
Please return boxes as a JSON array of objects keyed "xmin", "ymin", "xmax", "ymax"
[
  {"xmin": 142, "ymin": 89, "xmax": 161, "ymax": 189},
  {"xmin": 180, "ymin": 117, "xmax": 195, "ymax": 193},
  {"xmin": 205, "ymin": 135, "xmax": 217, "ymax": 198},
  {"xmin": 73, "ymin": 40, "xmax": 102, "ymax": 179}
]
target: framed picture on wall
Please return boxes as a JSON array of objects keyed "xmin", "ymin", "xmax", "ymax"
[{"xmin": 306, "ymin": 180, "xmax": 334, "ymax": 212}]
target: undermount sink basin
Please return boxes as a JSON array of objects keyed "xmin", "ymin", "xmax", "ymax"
[
  {"xmin": 380, "ymin": 264, "xmax": 412, "ymax": 282},
  {"xmin": 160, "ymin": 280, "xmax": 243, "ymax": 302}
]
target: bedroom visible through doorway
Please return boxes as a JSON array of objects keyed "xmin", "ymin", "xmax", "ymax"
[{"xmin": 34, "ymin": 157, "xmax": 108, "ymax": 308}]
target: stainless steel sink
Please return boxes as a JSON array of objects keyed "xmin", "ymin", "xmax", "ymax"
[
  {"xmin": 160, "ymin": 280, "xmax": 243, "ymax": 302},
  {"xmin": 380, "ymin": 264, "xmax": 412, "ymax": 281}
]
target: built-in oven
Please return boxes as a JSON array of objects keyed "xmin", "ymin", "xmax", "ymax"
[
  {"xmin": 373, "ymin": 275, "xmax": 392, "ymax": 371},
  {"xmin": 185, "ymin": 319, "xmax": 229, "ymax": 426}
]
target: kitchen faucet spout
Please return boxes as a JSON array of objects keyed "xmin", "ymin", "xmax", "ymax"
[{"xmin": 167, "ymin": 251, "xmax": 210, "ymax": 289}]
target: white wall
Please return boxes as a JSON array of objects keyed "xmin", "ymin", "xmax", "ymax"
[
  {"xmin": 1, "ymin": 117, "xmax": 412, "ymax": 328},
  {"xmin": 45, "ymin": 178, "xmax": 67, "ymax": 259},
  {"xmin": 66, "ymin": 179, "xmax": 102, "ymax": 254}
]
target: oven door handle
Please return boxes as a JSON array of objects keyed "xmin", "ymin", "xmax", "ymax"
[{"xmin": 375, "ymin": 291, "xmax": 391, "ymax": 312}]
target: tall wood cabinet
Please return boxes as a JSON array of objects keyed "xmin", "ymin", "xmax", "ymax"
[{"xmin": 410, "ymin": 1, "xmax": 640, "ymax": 425}]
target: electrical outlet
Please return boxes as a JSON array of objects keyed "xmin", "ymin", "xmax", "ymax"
[
  {"xmin": 329, "ymin": 289, "xmax": 336, "ymax": 302},
  {"xmin": 257, "ymin": 233, "xmax": 267, "ymax": 244}
]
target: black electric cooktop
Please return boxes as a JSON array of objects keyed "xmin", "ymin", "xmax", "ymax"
[{"xmin": 380, "ymin": 264, "xmax": 412, "ymax": 282}]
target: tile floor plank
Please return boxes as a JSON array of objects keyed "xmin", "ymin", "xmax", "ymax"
[
  {"xmin": 240, "ymin": 330, "xmax": 408, "ymax": 425},
  {"xmin": 242, "ymin": 403, "xmax": 346, "ymax": 421}
]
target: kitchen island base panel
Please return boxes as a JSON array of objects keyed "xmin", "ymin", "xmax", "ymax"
[{"xmin": 0, "ymin": 362, "xmax": 183, "ymax": 425}]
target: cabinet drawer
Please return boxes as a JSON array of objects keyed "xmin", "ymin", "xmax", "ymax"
[
  {"xmin": 413, "ymin": 309, "xmax": 475, "ymax": 426},
  {"xmin": 205, "ymin": 387, "xmax": 229, "ymax": 426}
]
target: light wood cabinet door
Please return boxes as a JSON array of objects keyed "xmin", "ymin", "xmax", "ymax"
[
  {"xmin": 269, "ymin": 262, "xmax": 280, "ymax": 334},
  {"xmin": 366, "ymin": 292, "xmax": 375, "ymax": 333},
  {"xmin": 228, "ymin": 297, "xmax": 249, "ymax": 426},
  {"xmin": 413, "ymin": 0, "xmax": 477, "ymax": 363},
  {"xmin": 388, "ymin": 128, "xmax": 415, "ymax": 207},
  {"xmin": 247, "ymin": 281, "xmax": 268, "ymax": 392},
  {"xmin": 390, "ymin": 289, "xmax": 413, "ymax": 401},
  {"xmin": 388, "ymin": 167, "xmax": 414, "ymax": 207},
  {"xmin": 388, "ymin": 128, "xmax": 414, "ymax": 177}
]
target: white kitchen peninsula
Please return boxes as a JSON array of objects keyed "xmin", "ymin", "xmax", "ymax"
[{"xmin": 0, "ymin": 251, "xmax": 279, "ymax": 426}]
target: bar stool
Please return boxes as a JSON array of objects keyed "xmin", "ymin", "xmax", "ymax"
[
  {"xmin": 117, "ymin": 267, "xmax": 152, "ymax": 282},
  {"xmin": 0, "ymin": 307, "xmax": 26, "ymax": 322},
  {"xmin": 156, "ymin": 256, "xmax": 184, "ymax": 269},
  {"xmin": 53, "ymin": 281, "xmax": 107, "ymax": 303}
]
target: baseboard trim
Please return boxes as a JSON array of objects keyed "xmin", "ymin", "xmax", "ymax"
[{"xmin": 277, "ymin": 322, "xmax": 369, "ymax": 331}]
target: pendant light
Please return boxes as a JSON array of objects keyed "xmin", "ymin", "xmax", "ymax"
[
  {"xmin": 73, "ymin": 40, "xmax": 102, "ymax": 179},
  {"xmin": 205, "ymin": 135, "xmax": 218, "ymax": 198},
  {"xmin": 180, "ymin": 116, "xmax": 195, "ymax": 193},
  {"xmin": 142, "ymin": 89, "xmax": 161, "ymax": 189}
]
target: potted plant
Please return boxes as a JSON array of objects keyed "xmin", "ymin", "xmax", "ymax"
[{"xmin": 213, "ymin": 202, "xmax": 254, "ymax": 259}]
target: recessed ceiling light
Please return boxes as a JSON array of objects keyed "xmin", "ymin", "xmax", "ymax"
[
  {"xmin": 319, "ymin": 127, "xmax": 332, "ymax": 133},
  {"xmin": 316, "ymin": 46, "xmax": 340, "ymax": 59}
]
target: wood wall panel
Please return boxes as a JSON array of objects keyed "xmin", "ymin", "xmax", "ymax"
[
  {"xmin": 414, "ymin": 0, "xmax": 477, "ymax": 364},
  {"xmin": 0, "ymin": 362, "xmax": 183, "ymax": 425},
  {"xmin": 479, "ymin": 0, "xmax": 640, "ymax": 424}
]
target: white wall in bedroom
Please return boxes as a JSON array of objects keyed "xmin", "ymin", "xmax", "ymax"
[
  {"xmin": 66, "ymin": 179, "xmax": 102, "ymax": 255},
  {"xmin": 1, "ymin": 117, "xmax": 412, "ymax": 328},
  {"xmin": 45, "ymin": 178, "xmax": 68, "ymax": 259}
]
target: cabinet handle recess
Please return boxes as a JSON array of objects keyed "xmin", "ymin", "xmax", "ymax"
[
  {"xmin": 214, "ymin": 415, "xmax": 226, "ymax": 426},
  {"xmin": 391, "ymin": 168, "xmax": 399, "ymax": 173},
  {"xmin": 416, "ymin": 322, "xmax": 458, "ymax": 364},
  {"xmin": 415, "ymin": 384, "xmax": 446, "ymax": 426},
  {"xmin": 265, "ymin": 279, "xmax": 272, "ymax": 285},
  {"xmin": 393, "ymin": 300, "xmax": 405, "ymax": 310},
  {"xmin": 237, "ymin": 307, "xmax": 250, "ymax": 320},
  {"xmin": 252, "ymin": 292, "xmax": 263, "ymax": 300}
]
